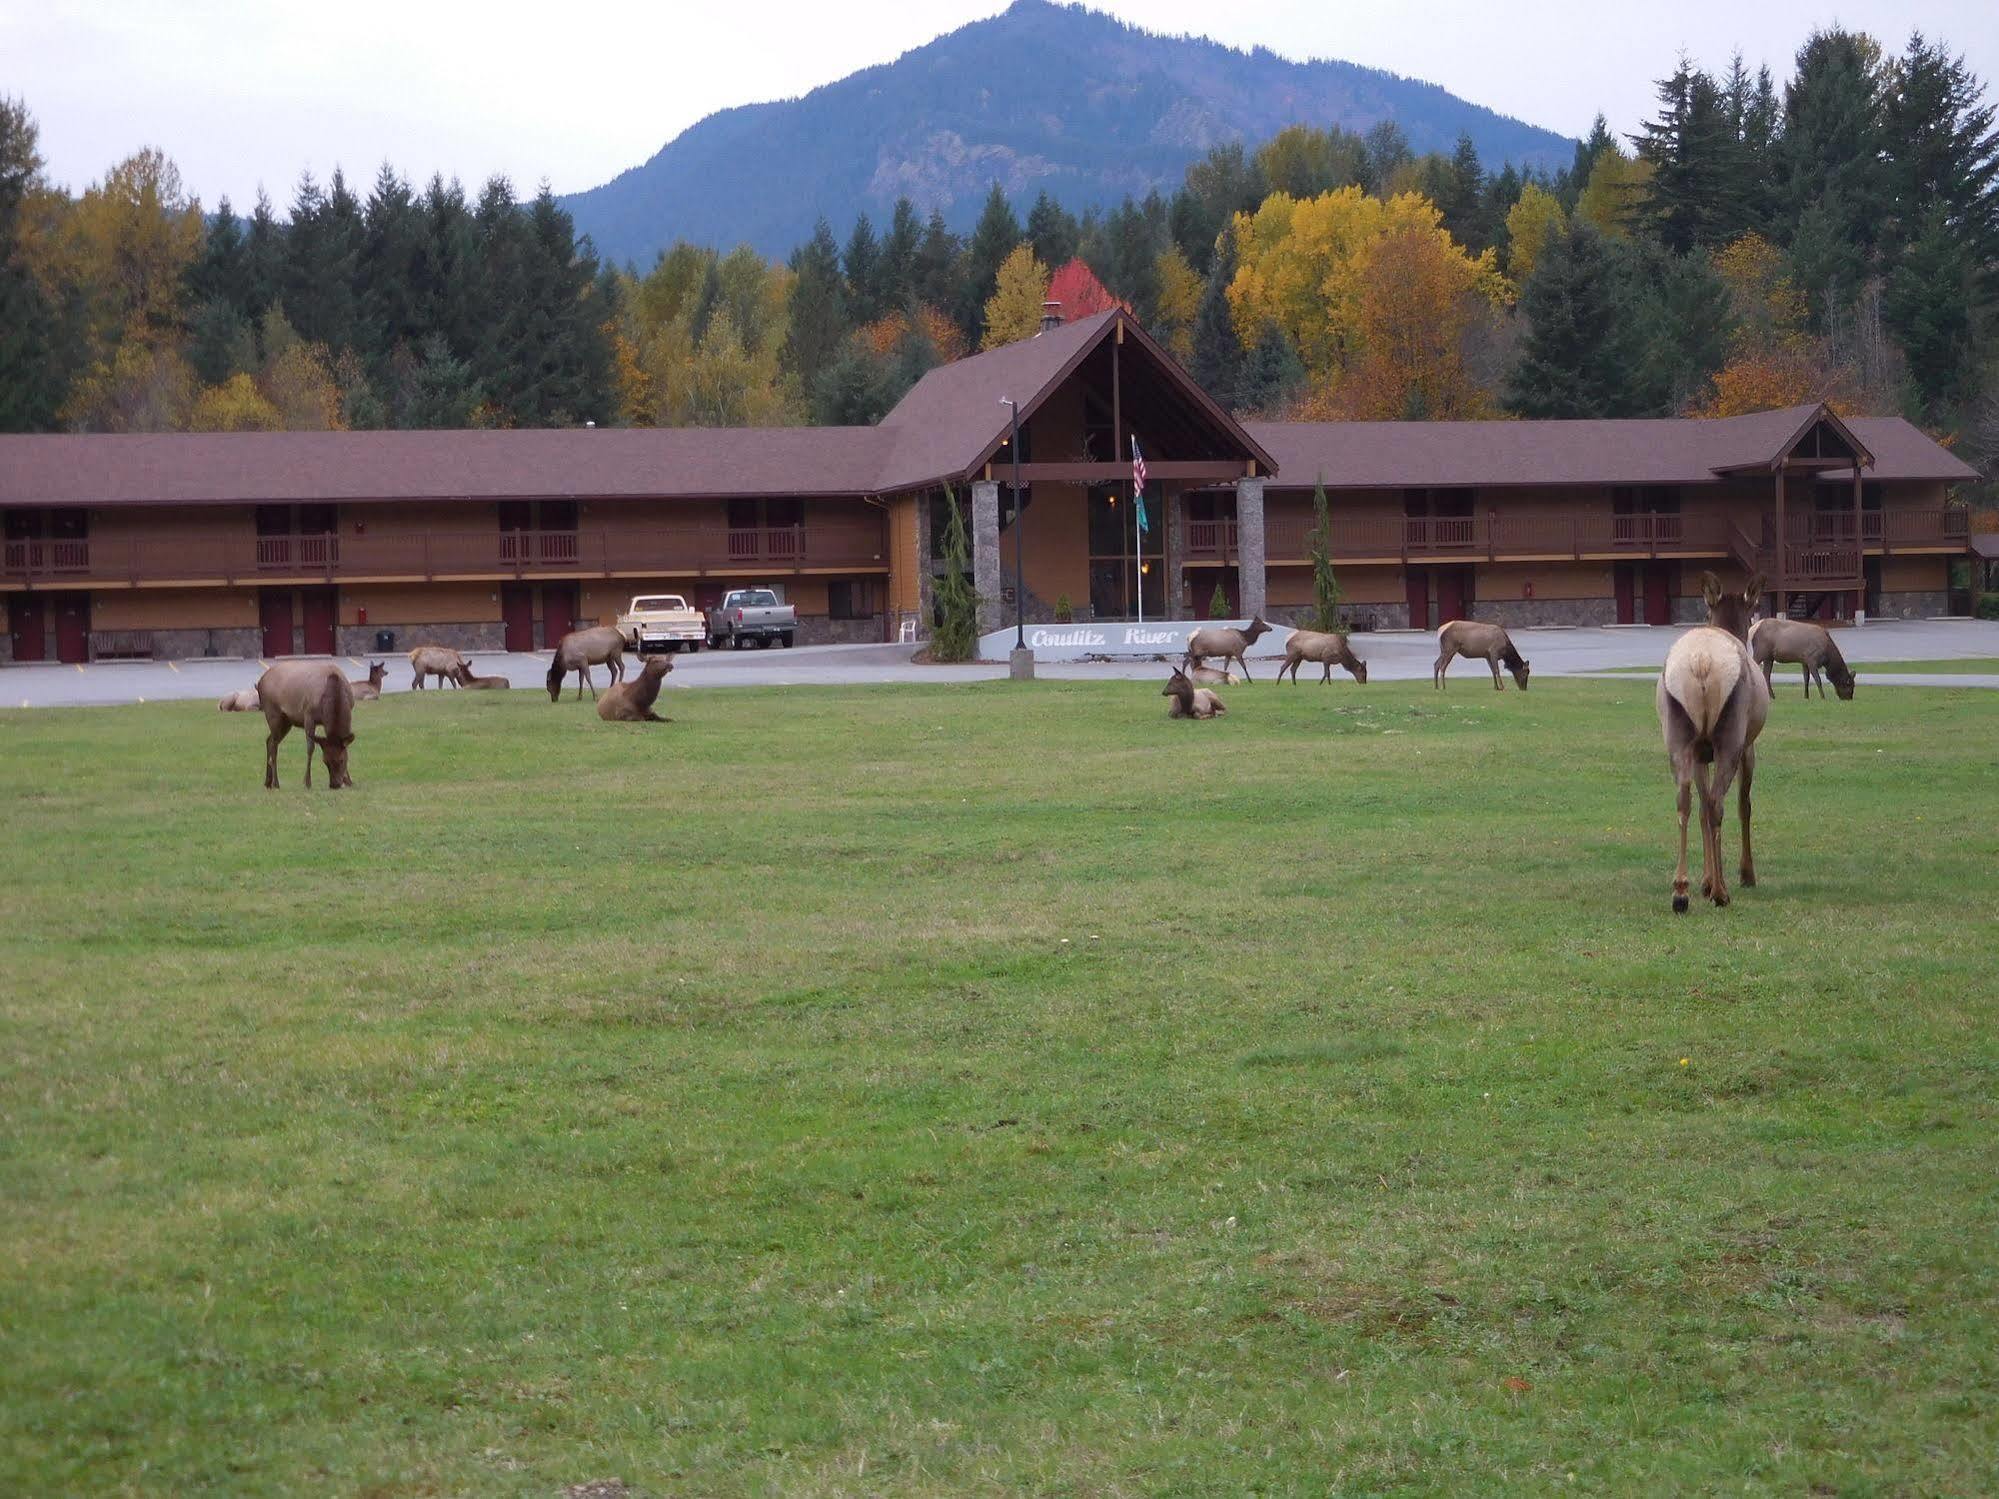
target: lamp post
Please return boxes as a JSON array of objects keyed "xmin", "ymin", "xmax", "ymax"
[{"xmin": 1000, "ymin": 397, "xmax": 1034, "ymax": 679}]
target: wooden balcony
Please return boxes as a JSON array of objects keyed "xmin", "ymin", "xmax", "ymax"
[{"xmin": 0, "ymin": 525, "xmax": 888, "ymax": 589}]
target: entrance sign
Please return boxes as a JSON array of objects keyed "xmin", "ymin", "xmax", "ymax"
[{"xmin": 979, "ymin": 618, "xmax": 1294, "ymax": 663}]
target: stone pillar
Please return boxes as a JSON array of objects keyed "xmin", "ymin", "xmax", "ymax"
[
  {"xmin": 971, "ymin": 479, "xmax": 1002, "ymax": 635},
  {"xmin": 1235, "ymin": 477, "xmax": 1267, "ymax": 620},
  {"xmin": 1165, "ymin": 484, "xmax": 1187, "ymax": 615}
]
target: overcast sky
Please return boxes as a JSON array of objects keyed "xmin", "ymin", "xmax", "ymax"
[{"xmin": 9, "ymin": 0, "xmax": 1996, "ymax": 210}]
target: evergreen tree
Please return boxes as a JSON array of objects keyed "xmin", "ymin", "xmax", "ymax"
[
  {"xmin": 1787, "ymin": 191, "xmax": 1869, "ymax": 330},
  {"xmin": 1634, "ymin": 58, "xmax": 1746, "ymax": 251},
  {"xmin": 1169, "ymin": 141, "xmax": 1265, "ymax": 273},
  {"xmin": 358, "ymin": 163, "xmax": 425, "ymax": 373},
  {"xmin": 784, "ymin": 216, "xmax": 849, "ymax": 398},
  {"xmin": 1620, "ymin": 242, "xmax": 1737, "ymax": 413},
  {"xmin": 186, "ymin": 297, "xmax": 255, "ymax": 385},
  {"xmin": 1559, "ymin": 116, "xmax": 1618, "ymax": 209},
  {"xmin": 189, "ymin": 196, "xmax": 248, "ymax": 313},
  {"xmin": 1100, "ymin": 194, "xmax": 1163, "ymax": 323},
  {"xmin": 961, "ymin": 184, "xmax": 1022, "ymax": 340},
  {"xmin": 1439, "ymin": 132, "xmax": 1488, "ymax": 248},
  {"xmin": 1236, "ymin": 323, "xmax": 1305, "ymax": 415},
  {"xmin": 1189, "ymin": 235, "xmax": 1243, "ymax": 406},
  {"xmin": 1504, "ymin": 221, "xmax": 1644, "ymax": 417},
  {"xmin": 1778, "ymin": 29, "xmax": 1888, "ymax": 254},
  {"xmin": 1362, "ymin": 121, "xmax": 1412, "ymax": 195},
  {"xmin": 842, "ymin": 213, "xmax": 882, "ymax": 324},
  {"xmin": 913, "ymin": 209, "xmax": 961, "ymax": 316},
  {"xmin": 1886, "ymin": 205, "xmax": 1977, "ymax": 414},
  {"xmin": 930, "ymin": 487, "xmax": 979, "ymax": 661},
  {"xmin": 880, "ymin": 198, "xmax": 922, "ymax": 311},
  {"xmin": 1306, "ymin": 478, "xmax": 1344, "ymax": 631},
  {"xmin": 1882, "ymin": 33, "xmax": 1999, "ymax": 264},
  {"xmin": 284, "ymin": 168, "xmax": 362, "ymax": 352},
  {"xmin": 1722, "ymin": 53, "xmax": 1782, "ymax": 232},
  {"xmin": 391, "ymin": 332, "xmax": 483, "ymax": 428},
  {"xmin": 0, "ymin": 96, "xmax": 61, "ymax": 431},
  {"xmin": 1025, "ymin": 191, "xmax": 1079, "ymax": 271},
  {"xmin": 242, "ymin": 189, "xmax": 286, "ymax": 324}
]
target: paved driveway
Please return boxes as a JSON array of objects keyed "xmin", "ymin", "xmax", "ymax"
[{"xmin": 6, "ymin": 619, "xmax": 1999, "ymax": 709}]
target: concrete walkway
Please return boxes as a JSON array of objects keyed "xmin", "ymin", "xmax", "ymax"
[{"xmin": 6, "ymin": 619, "xmax": 1999, "ymax": 709}]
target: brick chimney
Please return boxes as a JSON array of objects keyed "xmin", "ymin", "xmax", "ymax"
[{"xmin": 1039, "ymin": 300, "xmax": 1063, "ymax": 333}]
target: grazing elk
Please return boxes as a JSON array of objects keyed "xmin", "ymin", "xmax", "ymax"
[
  {"xmin": 1162, "ymin": 667, "xmax": 1227, "ymax": 719},
  {"xmin": 546, "ymin": 625, "xmax": 627, "ymax": 702},
  {"xmin": 218, "ymin": 688, "xmax": 261, "ymax": 712},
  {"xmin": 1434, "ymin": 619, "xmax": 1530, "ymax": 691},
  {"xmin": 350, "ymin": 661, "xmax": 387, "ymax": 700},
  {"xmin": 255, "ymin": 660, "xmax": 355, "ymax": 790},
  {"xmin": 1183, "ymin": 616, "xmax": 1271, "ymax": 682},
  {"xmin": 1657, "ymin": 572, "xmax": 1769, "ymax": 913},
  {"xmin": 453, "ymin": 662, "xmax": 511, "ymax": 689},
  {"xmin": 409, "ymin": 644, "xmax": 468, "ymax": 689},
  {"xmin": 596, "ymin": 655, "xmax": 674, "ymax": 722},
  {"xmin": 1750, "ymin": 617, "xmax": 1855, "ymax": 700},
  {"xmin": 1276, "ymin": 627, "xmax": 1368, "ymax": 685}
]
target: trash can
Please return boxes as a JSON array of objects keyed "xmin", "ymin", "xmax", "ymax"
[{"xmin": 373, "ymin": 629, "xmax": 396, "ymax": 652}]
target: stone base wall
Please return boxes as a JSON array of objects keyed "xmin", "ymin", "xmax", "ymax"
[
  {"xmin": 114, "ymin": 626, "xmax": 264, "ymax": 660},
  {"xmin": 797, "ymin": 614, "xmax": 885, "ymax": 645},
  {"xmin": 0, "ymin": 633, "xmax": 12, "ymax": 665},
  {"xmin": 1474, "ymin": 597, "xmax": 1615, "ymax": 628},
  {"xmin": 1874, "ymin": 590, "xmax": 1948, "ymax": 619},
  {"xmin": 337, "ymin": 622, "xmax": 505, "ymax": 656},
  {"xmin": 1264, "ymin": 602, "xmax": 1410, "ymax": 632}
]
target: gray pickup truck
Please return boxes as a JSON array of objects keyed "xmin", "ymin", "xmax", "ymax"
[{"xmin": 707, "ymin": 587, "xmax": 798, "ymax": 649}]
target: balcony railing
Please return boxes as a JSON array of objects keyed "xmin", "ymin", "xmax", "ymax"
[
  {"xmin": 1176, "ymin": 508, "xmax": 1971, "ymax": 565},
  {"xmin": 0, "ymin": 525, "xmax": 887, "ymax": 587}
]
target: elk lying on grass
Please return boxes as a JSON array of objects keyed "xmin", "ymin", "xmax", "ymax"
[
  {"xmin": 218, "ymin": 688, "xmax": 261, "ymax": 712},
  {"xmin": 1434, "ymin": 620, "xmax": 1530, "ymax": 690},
  {"xmin": 1162, "ymin": 667, "xmax": 1226, "ymax": 719},
  {"xmin": 1183, "ymin": 616, "xmax": 1271, "ymax": 682},
  {"xmin": 409, "ymin": 644, "xmax": 468, "ymax": 689},
  {"xmin": 256, "ymin": 660, "xmax": 355, "ymax": 790},
  {"xmin": 1276, "ymin": 627, "xmax": 1368, "ymax": 685},
  {"xmin": 1750, "ymin": 617, "xmax": 1854, "ymax": 700},
  {"xmin": 349, "ymin": 661, "xmax": 387, "ymax": 700},
  {"xmin": 453, "ymin": 663, "xmax": 511, "ymax": 689},
  {"xmin": 547, "ymin": 626, "xmax": 627, "ymax": 701},
  {"xmin": 1657, "ymin": 572, "xmax": 1769, "ymax": 913},
  {"xmin": 596, "ymin": 655, "xmax": 673, "ymax": 721}
]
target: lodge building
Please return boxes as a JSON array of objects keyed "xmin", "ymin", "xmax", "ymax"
[{"xmin": 0, "ymin": 309, "xmax": 1979, "ymax": 664}]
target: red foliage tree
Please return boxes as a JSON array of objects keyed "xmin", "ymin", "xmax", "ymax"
[{"xmin": 1045, "ymin": 259, "xmax": 1126, "ymax": 322}]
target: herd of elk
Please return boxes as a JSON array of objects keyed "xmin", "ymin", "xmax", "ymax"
[{"xmin": 1751, "ymin": 617, "xmax": 1856, "ymax": 700}]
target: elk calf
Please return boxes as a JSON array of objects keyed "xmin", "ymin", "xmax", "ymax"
[
  {"xmin": 1162, "ymin": 667, "xmax": 1226, "ymax": 719},
  {"xmin": 218, "ymin": 688, "xmax": 261, "ymax": 712},
  {"xmin": 350, "ymin": 661, "xmax": 388, "ymax": 700}
]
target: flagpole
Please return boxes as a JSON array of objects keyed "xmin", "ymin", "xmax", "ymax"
[{"xmin": 1133, "ymin": 438, "xmax": 1143, "ymax": 627}]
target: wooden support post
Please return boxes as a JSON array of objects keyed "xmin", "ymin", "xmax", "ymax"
[
  {"xmin": 1772, "ymin": 464, "xmax": 1786, "ymax": 618},
  {"xmin": 1852, "ymin": 463, "xmax": 1864, "ymax": 616}
]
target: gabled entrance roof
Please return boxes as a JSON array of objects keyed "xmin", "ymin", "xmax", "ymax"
[{"xmin": 874, "ymin": 308, "xmax": 1275, "ymax": 493}]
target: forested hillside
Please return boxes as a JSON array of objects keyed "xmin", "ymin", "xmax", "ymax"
[{"xmin": 558, "ymin": 0, "xmax": 1573, "ymax": 265}]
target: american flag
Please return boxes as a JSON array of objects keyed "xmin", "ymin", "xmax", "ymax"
[{"xmin": 1131, "ymin": 437, "xmax": 1149, "ymax": 535}]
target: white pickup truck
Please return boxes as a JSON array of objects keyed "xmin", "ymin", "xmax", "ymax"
[{"xmin": 616, "ymin": 594, "xmax": 707, "ymax": 654}]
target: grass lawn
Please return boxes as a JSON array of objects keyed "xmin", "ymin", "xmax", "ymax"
[{"xmin": 3, "ymin": 678, "xmax": 1997, "ymax": 1495}]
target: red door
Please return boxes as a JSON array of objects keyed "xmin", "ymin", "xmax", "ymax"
[
  {"xmin": 300, "ymin": 587, "xmax": 337, "ymax": 655},
  {"xmin": 501, "ymin": 584, "xmax": 535, "ymax": 653},
  {"xmin": 542, "ymin": 584, "xmax": 577, "ymax": 647},
  {"xmin": 1405, "ymin": 568, "xmax": 1429, "ymax": 631},
  {"xmin": 1614, "ymin": 564, "xmax": 1636, "ymax": 625},
  {"xmin": 1642, "ymin": 564, "xmax": 1672, "ymax": 626},
  {"xmin": 53, "ymin": 592, "xmax": 89, "ymax": 664},
  {"xmin": 260, "ymin": 589, "xmax": 294, "ymax": 657},
  {"xmin": 9, "ymin": 597, "xmax": 47, "ymax": 663},
  {"xmin": 1436, "ymin": 568, "xmax": 1468, "ymax": 626}
]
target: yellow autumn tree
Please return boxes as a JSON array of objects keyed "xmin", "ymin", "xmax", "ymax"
[
  {"xmin": 1227, "ymin": 188, "xmax": 1505, "ymax": 384},
  {"xmin": 190, "ymin": 373, "xmax": 283, "ymax": 432},
  {"xmin": 981, "ymin": 243, "xmax": 1050, "ymax": 350},
  {"xmin": 1504, "ymin": 183, "xmax": 1566, "ymax": 287},
  {"xmin": 1574, "ymin": 150, "xmax": 1654, "ymax": 240},
  {"xmin": 1153, "ymin": 245, "xmax": 1202, "ymax": 359}
]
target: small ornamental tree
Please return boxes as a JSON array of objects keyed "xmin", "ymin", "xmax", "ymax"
[
  {"xmin": 1209, "ymin": 579, "xmax": 1233, "ymax": 619},
  {"xmin": 1307, "ymin": 477, "xmax": 1344, "ymax": 631},
  {"xmin": 930, "ymin": 486, "xmax": 980, "ymax": 661}
]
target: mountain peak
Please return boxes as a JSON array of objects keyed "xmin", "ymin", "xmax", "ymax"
[{"xmin": 561, "ymin": 4, "xmax": 1573, "ymax": 266}]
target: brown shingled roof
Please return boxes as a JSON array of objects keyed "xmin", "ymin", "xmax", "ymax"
[{"xmin": 1247, "ymin": 405, "xmax": 1977, "ymax": 490}]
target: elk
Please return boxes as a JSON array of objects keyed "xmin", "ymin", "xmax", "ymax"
[
  {"xmin": 409, "ymin": 644, "xmax": 468, "ymax": 689},
  {"xmin": 218, "ymin": 688, "xmax": 260, "ymax": 712},
  {"xmin": 255, "ymin": 660, "xmax": 355, "ymax": 790},
  {"xmin": 1276, "ymin": 627, "xmax": 1368, "ymax": 685},
  {"xmin": 350, "ymin": 661, "xmax": 387, "ymax": 700},
  {"xmin": 453, "ymin": 662, "xmax": 511, "ymax": 689},
  {"xmin": 1162, "ymin": 667, "xmax": 1226, "ymax": 719},
  {"xmin": 1434, "ymin": 619, "xmax": 1530, "ymax": 690},
  {"xmin": 1657, "ymin": 571, "xmax": 1769, "ymax": 913},
  {"xmin": 1183, "ymin": 616, "xmax": 1271, "ymax": 682},
  {"xmin": 1750, "ymin": 617, "xmax": 1855, "ymax": 700},
  {"xmin": 596, "ymin": 655, "xmax": 673, "ymax": 722},
  {"xmin": 546, "ymin": 625, "xmax": 627, "ymax": 701},
  {"xmin": 1185, "ymin": 664, "xmax": 1242, "ymax": 686}
]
